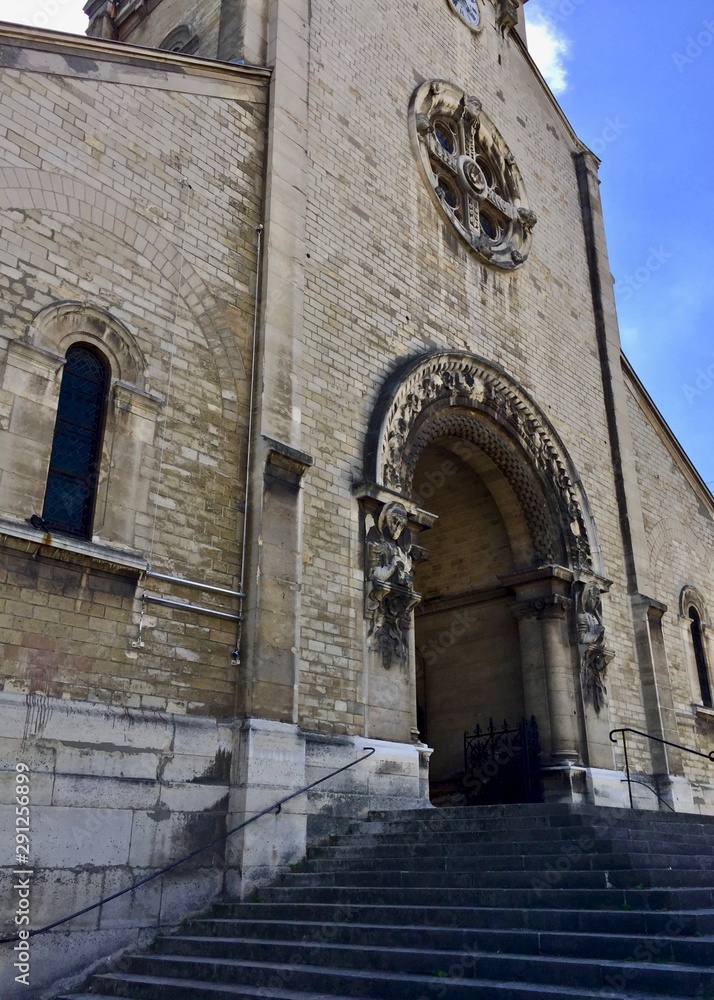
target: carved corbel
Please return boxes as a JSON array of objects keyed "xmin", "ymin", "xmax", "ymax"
[
  {"xmin": 512, "ymin": 593, "xmax": 572, "ymax": 622},
  {"xmin": 355, "ymin": 485, "xmax": 435, "ymax": 669},
  {"xmin": 263, "ymin": 437, "xmax": 313, "ymax": 492},
  {"xmin": 497, "ymin": 0, "xmax": 520, "ymax": 34}
]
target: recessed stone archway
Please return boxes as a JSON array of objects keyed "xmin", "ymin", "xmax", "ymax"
[
  {"xmin": 359, "ymin": 351, "xmax": 614, "ymax": 803},
  {"xmin": 412, "ymin": 437, "xmax": 527, "ymax": 794}
]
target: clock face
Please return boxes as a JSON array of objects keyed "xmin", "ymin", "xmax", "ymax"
[{"xmin": 448, "ymin": 0, "xmax": 481, "ymax": 29}]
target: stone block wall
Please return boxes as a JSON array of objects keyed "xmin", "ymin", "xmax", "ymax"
[
  {"xmin": 0, "ymin": 695, "xmax": 231, "ymax": 1000},
  {"xmin": 112, "ymin": 0, "xmax": 223, "ymax": 57},
  {"xmin": 625, "ymin": 371, "xmax": 714, "ymax": 805},
  {"xmin": 0, "ymin": 29, "xmax": 267, "ymax": 715},
  {"xmin": 0, "ymin": 27, "xmax": 268, "ymax": 997},
  {"xmin": 295, "ymin": 0, "xmax": 638, "ymax": 749}
]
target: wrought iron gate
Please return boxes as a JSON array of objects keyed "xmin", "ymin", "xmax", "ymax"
[{"xmin": 463, "ymin": 716, "xmax": 543, "ymax": 805}]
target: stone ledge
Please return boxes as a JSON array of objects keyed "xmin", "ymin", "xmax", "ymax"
[{"xmin": 0, "ymin": 515, "xmax": 147, "ymax": 574}]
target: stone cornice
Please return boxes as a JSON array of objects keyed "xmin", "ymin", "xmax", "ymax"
[{"xmin": 0, "ymin": 22, "xmax": 270, "ymax": 94}]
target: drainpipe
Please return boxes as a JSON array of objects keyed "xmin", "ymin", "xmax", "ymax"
[{"xmin": 232, "ymin": 223, "xmax": 264, "ymax": 664}]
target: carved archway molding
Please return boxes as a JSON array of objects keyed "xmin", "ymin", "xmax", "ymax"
[
  {"xmin": 357, "ymin": 352, "xmax": 614, "ymax": 754},
  {"xmin": 26, "ymin": 300, "xmax": 147, "ymax": 388},
  {"xmin": 680, "ymin": 585, "xmax": 710, "ymax": 626},
  {"xmin": 363, "ymin": 350, "xmax": 602, "ymax": 577}
]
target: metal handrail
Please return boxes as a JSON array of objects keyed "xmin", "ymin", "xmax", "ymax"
[
  {"xmin": 0, "ymin": 746, "xmax": 376, "ymax": 945},
  {"xmin": 609, "ymin": 727, "xmax": 714, "ymax": 809}
]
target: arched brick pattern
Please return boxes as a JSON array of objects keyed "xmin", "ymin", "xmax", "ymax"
[{"xmin": 0, "ymin": 169, "xmax": 247, "ymax": 420}]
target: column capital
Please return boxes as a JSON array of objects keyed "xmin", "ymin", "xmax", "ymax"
[{"xmin": 512, "ymin": 594, "xmax": 572, "ymax": 622}]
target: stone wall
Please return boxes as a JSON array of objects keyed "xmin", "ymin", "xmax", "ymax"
[
  {"xmin": 295, "ymin": 0, "xmax": 638, "ymax": 751},
  {"xmin": 0, "ymin": 27, "xmax": 268, "ymax": 997},
  {"xmin": 624, "ymin": 368, "xmax": 714, "ymax": 808},
  {"xmin": 112, "ymin": 0, "xmax": 223, "ymax": 57},
  {"xmin": 0, "ymin": 29, "xmax": 267, "ymax": 714},
  {"xmin": 0, "ymin": 697, "xmax": 231, "ymax": 1000}
]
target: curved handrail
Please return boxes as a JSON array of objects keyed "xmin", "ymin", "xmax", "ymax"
[
  {"xmin": 609, "ymin": 727, "xmax": 714, "ymax": 809},
  {"xmin": 625, "ymin": 777, "xmax": 675, "ymax": 813},
  {"xmin": 0, "ymin": 746, "xmax": 376, "ymax": 945}
]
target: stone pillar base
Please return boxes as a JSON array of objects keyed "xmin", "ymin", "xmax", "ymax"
[
  {"xmin": 225, "ymin": 718, "xmax": 432, "ymax": 898},
  {"xmin": 542, "ymin": 763, "xmax": 588, "ymax": 805},
  {"xmin": 584, "ymin": 766, "xmax": 710, "ymax": 813}
]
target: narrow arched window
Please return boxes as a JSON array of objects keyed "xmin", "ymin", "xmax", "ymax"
[
  {"xmin": 689, "ymin": 606, "xmax": 713, "ymax": 708},
  {"xmin": 42, "ymin": 344, "xmax": 109, "ymax": 537}
]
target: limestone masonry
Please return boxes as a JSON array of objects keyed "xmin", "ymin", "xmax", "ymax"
[{"xmin": 0, "ymin": 1, "xmax": 712, "ymax": 996}]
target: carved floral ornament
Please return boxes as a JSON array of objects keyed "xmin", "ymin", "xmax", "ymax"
[
  {"xmin": 411, "ymin": 80, "xmax": 536, "ymax": 269},
  {"xmin": 375, "ymin": 353, "xmax": 595, "ymax": 573}
]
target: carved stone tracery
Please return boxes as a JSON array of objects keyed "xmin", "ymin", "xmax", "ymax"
[{"xmin": 411, "ymin": 80, "xmax": 536, "ymax": 268}]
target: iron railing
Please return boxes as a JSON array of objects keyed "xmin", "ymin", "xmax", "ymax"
[
  {"xmin": 609, "ymin": 727, "xmax": 714, "ymax": 809},
  {"xmin": 0, "ymin": 746, "xmax": 376, "ymax": 945}
]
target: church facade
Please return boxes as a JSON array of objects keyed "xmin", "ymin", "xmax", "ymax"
[{"xmin": 1, "ymin": 0, "xmax": 713, "ymax": 995}]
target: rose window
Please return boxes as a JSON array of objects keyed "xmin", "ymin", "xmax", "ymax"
[{"xmin": 411, "ymin": 80, "xmax": 537, "ymax": 269}]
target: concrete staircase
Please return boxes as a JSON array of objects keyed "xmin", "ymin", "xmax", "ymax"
[{"xmin": 59, "ymin": 803, "xmax": 714, "ymax": 1000}]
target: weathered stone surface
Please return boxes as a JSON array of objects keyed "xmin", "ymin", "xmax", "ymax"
[{"xmin": 1, "ymin": 3, "xmax": 714, "ymax": 997}]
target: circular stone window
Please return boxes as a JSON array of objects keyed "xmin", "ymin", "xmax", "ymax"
[{"xmin": 410, "ymin": 80, "xmax": 537, "ymax": 269}]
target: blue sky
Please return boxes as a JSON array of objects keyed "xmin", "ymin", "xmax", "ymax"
[
  {"xmin": 525, "ymin": 0, "xmax": 714, "ymax": 490},
  {"xmin": 1, "ymin": 0, "xmax": 712, "ymax": 487}
]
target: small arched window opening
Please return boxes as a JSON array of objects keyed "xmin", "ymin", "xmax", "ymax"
[
  {"xmin": 158, "ymin": 25, "xmax": 199, "ymax": 55},
  {"xmin": 689, "ymin": 606, "xmax": 713, "ymax": 708},
  {"xmin": 42, "ymin": 344, "xmax": 110, "ymax": 538}
]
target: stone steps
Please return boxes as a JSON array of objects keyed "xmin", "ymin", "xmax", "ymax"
[
  {"xmin": 277, "ymin": 867, "xmax": 714, "ymax": 888},
  {"xmin": 206, "ymin": 903, "xmax": 714, "ymax": 936},
  {"xmin": 157, "ymin": 926, "xmax": 714, "ymax": 965},
  {"xmin": 55, "ymin": 804, "xmax": 714, "ymax": 1000},
  {"xmin": 309, "ymin": 837, "xmax": 714, "ymax": 858},
  {"xmin": 304, "ymin": 852, "xmax": 714, "ymax": 872},
  {"xmin": 57, "ymin": 974, "xmax": 693, "ymax": 1000},
  {"xmin": 65, "ymin": 952, "xmax": 714, "ymax": 998},
  {"xmin": 350, "ymin": 823, "xmax": 714, "ymax": 845},
  {"xmin": 262, "ymin": 883, "xmax": 714, "ymax": 908}
]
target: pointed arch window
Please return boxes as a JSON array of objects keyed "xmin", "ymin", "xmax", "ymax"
[
  {"xmin": 42, "ymin": 344, "xmax": 110, "ymax": 538},
  {"xmin": 689, "ymin": 606, "xmax": 713, "ymax": 708}
]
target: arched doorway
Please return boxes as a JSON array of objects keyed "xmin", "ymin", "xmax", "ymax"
[
  {"xmin": 412, "ymin": 439, "xmax": 527, "ymax": 799},
  {"xmin": 360, "ymin": 351, "xmax": 613, "ymax": 805}
]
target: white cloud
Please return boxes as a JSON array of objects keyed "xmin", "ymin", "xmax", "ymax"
[
  {"xmin": 525, "ymin": 10, "xmax": 570, "ymax": 95},
  {"xmin": 0, "ymin": 0, "xmax": 87, "ymax": 34},
  {"xmin": 619, "ymin": 325, "xmax": 640, "ymax": 352}
]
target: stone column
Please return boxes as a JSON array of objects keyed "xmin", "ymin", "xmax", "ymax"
[
  {"xmin": 512, "ymin": 602, "xmax": 551, "ymax": 760},
  {"xmin": 630, "ymin": 596, "xmax": 679, "ymax": 765},
  {"xmin": 506, "ymin": 567, "xmax": 583, "ymax": 770},
  {"xmin": 242, "ymin": 438, "xmax": 313, "ymax": 723},
  {"xmin": 538, "ymin": 595, "xmax": 580, "ymax": 763}
]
